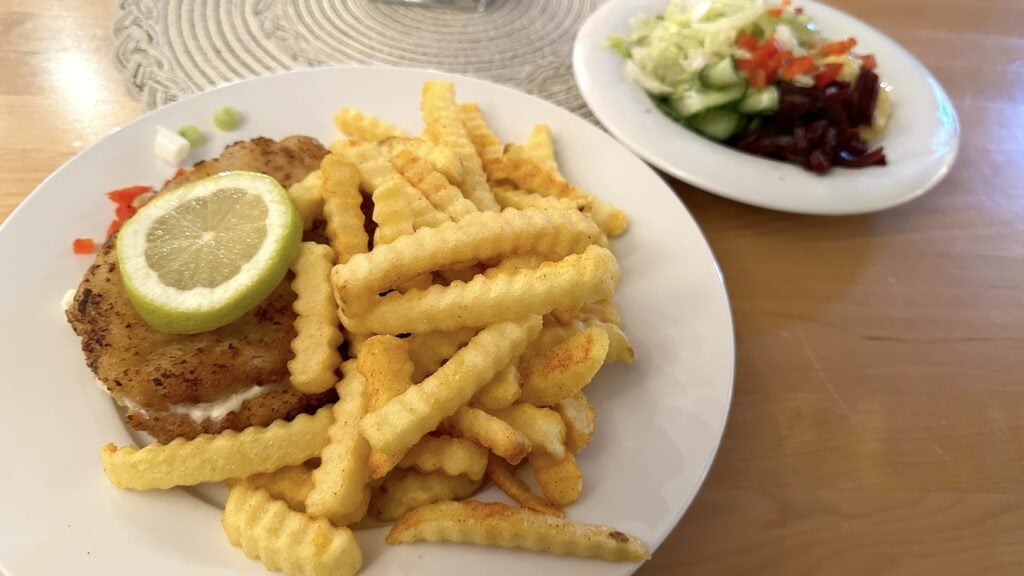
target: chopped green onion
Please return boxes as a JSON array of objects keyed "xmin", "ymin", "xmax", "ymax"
[
  {"xmin": 176, "ymin": 125, "xmax": 205, "ymax": 147},
  {"xmin": 213, "ymin": 105, "xmax": 242, "ymax": 131}
]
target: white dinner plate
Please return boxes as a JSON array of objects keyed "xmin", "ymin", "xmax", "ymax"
[
  {"xmin": 0, "ymin": 66, "xmax": 734, "ymax": 576},
  {"xmin": 574, "ymin": 0, "xmax": 960, "ymax": 215}
]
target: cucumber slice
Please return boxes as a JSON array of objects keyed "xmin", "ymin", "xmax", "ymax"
[
  {"xmin": 670, "ymin": 84, "xmax": 746, "ymax": 118},
  {"xmin": 738, "ymin": 86, "xmax": 780, "ymax": 115},
  {"xmin": 699, "ymin": 58, "xmax": 743, "ymax": 88},
  {"xmin": 689, "ymin": 109, "xmax": 745, "ymax": 141}
]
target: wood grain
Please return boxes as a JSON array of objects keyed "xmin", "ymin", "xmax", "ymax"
[{"xmin": 1, "ymin": 1, "xmax": 1021, "ymax": 575}]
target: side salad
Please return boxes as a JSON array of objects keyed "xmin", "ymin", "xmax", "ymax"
[{"xmin": 608, "ymin": 0, "xmax": 889, "ymax": 173}]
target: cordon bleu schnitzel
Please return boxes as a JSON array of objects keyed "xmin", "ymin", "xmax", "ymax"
[{"xmin": 66, "ymin": 136, "xmax": 336, "ymax": 443}]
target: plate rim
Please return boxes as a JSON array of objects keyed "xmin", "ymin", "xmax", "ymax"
[
  {"xmin": 0, "ymin": 64, "xmax": 736, "ymax": 575},
  {"xmin": 572, "ymin": 0, "xmax": 961, "ymax": 216}
]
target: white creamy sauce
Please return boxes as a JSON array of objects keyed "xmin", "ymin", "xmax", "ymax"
[
  {"xmin": 61, "ymin": 289, "xmax": 76, "ymax": 312},
  {"xmin": 168, "ymin": 385, "xmax": 266, "ymax": 423}
]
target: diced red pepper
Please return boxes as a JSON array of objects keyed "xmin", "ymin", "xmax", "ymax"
[
  {"xmin": 819, "ymin": 37, "xmax": 857, "ymax": 56},
  {"xmin": 114, "ymin": 203, "xmax": 137, "ymax": 221},
  {"xmin": 735, "ymin": 58, "xmax": 754, "ymax": 73},
  {"xmin": 795, "ymin": 6, "xmax": 804, "ymax": 14},
  {"xmin": 814, "ymin": 63, "xmax": 844, "ymax": 88},
  {"xmin": 767, "ymin": 0, "xmax": 791, "ymax": 17},
  {"xmin": 73, "ymin": 238, "xmax": 96, "ymax": 254},
  {"xmin": 736, "ymin": 31, "xmax": 759, "ymax": 52},
  {"xmin": 753, "ymin": 39, "xmax": 781, "ymax": 67},
  {"xmin": 749, "ymin": 69, "xmax": 769, "ymax": 89},
  {"xmin": 764, "ymin": 50, "xmax": 793, "ymax": 82},
  {"xmin": 781, "ymin": 55, "xmax": 816, "ymax": 79},
  {"xmin": 859, "ymin": 54, "xmax": 877, "ymax": 70},
  {"xmin": 106, "ymin": 185, "xmax": 151, "ymax": 206},
  {"xmin": 106, "ymin": 219, "xmax": 123, "ymax": 238}
]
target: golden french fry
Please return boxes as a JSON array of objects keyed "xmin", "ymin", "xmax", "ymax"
[
  {"xmin": 491, "ymin": 184, "xmax": 586, "ymax": 213},
  {"xmin": 555, "ymin": 392, "xmax": 596, "ymax": 454},
  {"xmin": 386, "ymin": 500, "xmax": 650, "ymax": 562},
  {"xmin": 289, "ymin": 242, "xmax": 344, "ymax": 394},
  {"xmin": 436, "ymin": 263, "xmax": 484, "ymax": 285},
  {"xmin": 287, "ymin": 169, "xmax": 324, "ymax": 230},
  {"xmin": 306, "ymin": 367, "xmax": 371, "ymax": 526},
  {"xmin": 332, "ymin": 207, "xmax": 604, "ymax": 313},
  {"xmin": 486, "ymin": 454, "xmax": 563, "ymax": 517},
  {"xmin": 528, "ymin": 316, "xmax": 634, "ymax": 365},
  {"xmin": 334, "ymin": 107, "xmax": 407, "ymax": 142},
  {"xmin": 518, "ymin": 325, "xmax": 609, "ymax": 406},
  {"xmin": 578, "ymin": 299, "xmax": 621, "ymax": 326},
  {"xmin": 458, "ymin": 102, "xmax": 504, "ymax": 162},
  {"xmin": 398, "ymin": 435, "xmax": 489, "ymax": 481},
  {"xmin": 388, "ymin": 147, "xmax": 478, "ymax": 221},
  {"xmin": 342, "ymin": 245, "xmax": 620, "ymax": 335},
  {"xmin": 380, "ymin": 137, "xmax": 464, "ymax": 183},
  {"xmin": 344, "ymin": 329, "xmax": 370, "ymax": 358},
  {"xmin": 523, "ymin": 124, "xmax": 561, "ymax": 177},
  {"xmin": 245, "ymin": 464, "xmax": 315, "ymax": 512},
  {"xmin": 472, "ymin": 363, "xmax": 521, "ymax": 410},
  {"xmin": 407, "ymin": 327, "xmax": 479, "ymax": 383},
  {"xmin": 421, "ymin": 80, "xmax": 500, "ymax": 211},
  {"xmin": 491, "ymin": 404, "xmax": 567, "ymax": 460},
  {"xmin": 480, "ymin": 254, "xmax": 545, "ymax": 277},
  {"xmin": 360, "ymin": 317, "xmax": 542, "ymax": 464},
  {"xmin": 371, "ymin": 470, "xmax": 481, "ymax": 522},
  {"xmin": 223, "ymin": 483, "xmax": 362, "ymax": 576},
  {"xmin": 444, "ymin": 406, "xmax": 532, "ymax": 465},
  {"xmin": 530, "ymin": 451, "xmax": 583, "ymax": 507},
  {"xmin": 357, "ymin": 335, "xmax": 416, "ymax": 478},
  {"xmin": 371, "ymin": 177, "xmax": 416, "ymax": 245},
  {"xmin": 590, "ymin": 200, "xmax": 629, "ymax": 238},
  {"xmin": 100, "ymin": 407, "xmax": 333, "ymax": 490},
  {"xmin": 321, "ymin": 155, "xmax": 369, "ymax": 265},
  {"xmin": 329, "ymin": 138, "xmax": 450, "ymax": 229}
]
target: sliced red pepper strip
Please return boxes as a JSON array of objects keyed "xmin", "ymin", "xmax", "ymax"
[
  {"xmin": 752, "ymin": 39, "xmax": 781, "ymax": 67},
  {"xmin": 735, "ymin": 58, "xmax": 754, "ymax": 73},
  {"xmin": 106, "ymin": 219, "xmax": 123, "ymax": 239},
  {"xmin": 859, "ymin": 54, "xmax": 877, "ymax": 70},
  {"xmin": 749, "ymin": 69, "xmax": 769, "ymax": 89},
  {"xmin": 814, "ymin": 63, "xmax": 844, "ymax": 88},
  {"xmin": 106, "ymin": 185, "xmax": 151, "ymax": 205},
  {"xmin": 114, "ymin": 203, "xmax": 137, "ymax": 221},
  {"xmin": 73, "ymin": 238, "xmax": 96, "ymax": 254},
  {"xmin": 764, "ymin": 50, "xmax": 792, "ymax": 82},
  {"xmin": 781, "ymin": 55, "xmax": 816, "ymax": 79},
  {"xmin": 819, "ymin": 37, "xmax": 857, "ymax": 56}
]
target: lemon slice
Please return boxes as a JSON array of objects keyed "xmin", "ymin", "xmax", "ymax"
[{"xmin": 117, "ymin": 171, "xmax": 302, "ymax": 334}]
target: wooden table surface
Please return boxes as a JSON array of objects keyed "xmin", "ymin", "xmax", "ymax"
[{"xmin": 1, "ymin": 1, "xmax": 1021, "ymax": 574}]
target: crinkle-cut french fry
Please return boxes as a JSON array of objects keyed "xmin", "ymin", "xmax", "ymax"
[
  {"xmin": 458, "ymin": 102, "xmax": 504, "ymax": 162},
  {"xmin": 578, "ymin": 299, "xmax": 622, "ymax": 326},
  {"xmin": 530, "ymin": 451, "xmax": 583, "ymax": 506},
  {"xmin": 333, "ymin": 207, "xmax": 604, "ymax": 315},
  {"xmin": 371, "ymin": 177, "xmax": 416, "ymax": 245},
  {"xmin": 590, "ymin": 199, "xmax": 629, "ymax": 238},
  {"xmin": 245, "ymin": 464, "xmax": 314, "ymax": 512},
  {"xmin": 407, "ymin": 327, "xmax": 479, "ymax": 383},
  {"xmin": 357, "ymin": 335, "xmax": 417, "ymax": 478},
  {"xmin": 472, "ymin": 363, "xmax": 521, "ymax": 411},
  {"xmin": 527, "ymin": 316, "xmax": 634, "ymax": 365},
  {"xmin": 361, "ymin": 317, "xmax": 542, "ymax": 464},
  {"xmin": 437, "ymin": 263, "xmax": 483, "ymax": 285},
  {"xmin": 321, "ymin": 155, "xmax": 368, "ymax": 265},
  {"xmin": 486, "ymin": 454, "xmax": 563, "ymax": 517},
  {"xmin": 223, "ymin": 483, "xmax": 363, "ymax": 576},
  {"xmin": 100, "ymin": 407, "xmax": 333, "ymax": 490},
  {"xmin": 555, "ymin": 392, "xmax": 596, "ymax": 454},
  {"xmin": 306, "ymin": 368, "xmax": 371, "ymax": 526},
  {"xmin": 380, "ymin": 137, "xmax": 464, "ymax": 183},
  {"xmin": 481, "ymin": 254, "xmax": 545, "ymax": 278},
  {"xmin": 549, "ymin": 304, "xmax": 583, "ymax": 326},
  {"xmin": 388, "ymin": 147, "xmax": 478, "ymax": 221},
  {"xmin": 397, "ymin": 272, "xmax": 434, "ymax": 292},
  {"xmin": 329, "ymin": 139, "xmax": 450, "ymax": 229},
  {"xmin": 341, "ymin": 245, "xmax": 620, "ymax": 335},
  {"xmin": 444, "ymin": 406, "xmax": 531, "ymax": 465},
  {"xmin": 490, "ymin": 404, "xmax": 567, "ymax": 460},
  {"xmin": 421, "ymin": 80, "xmax": 500, "ymax": 211},
  {"xmin": 484, "ymin": 144, "xmax": 588, "ymax": 202},
  {"xmin": 333, "ymin": 107, "xmax": 407, "ymax": 142},
  {"xmin": 518, "ymin": 325, "xmax": 609, "ymax": 406},
  {"xmin": 371, "ymin": 470, "xmax": 481, "ymax": 522},
  {"xmin": 287, "ymin": 169, "xmax": 324, "ymax": 230},
  {"xmin": 289, "ymin": 242, "xmax": 344, "ymax": 394},
  {"xmin": 386, "ymin": 500, "xmax": 651, "ymax": 562},
  {"xmin": 524, "ymin": 124, "xmax": 562, "ymax": 178},
  {"xmin": 398, "ymin": 435, "xmax": 489, "ymax": 481},
  {"xmin": 344, "ymin": 329, "xmax": 370, "ymax": 358},
  {"xmin": 491, "ymin": 184, "xmax": 586, "ymax": 213}
]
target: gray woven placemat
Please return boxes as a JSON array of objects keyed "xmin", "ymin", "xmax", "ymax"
[{"xmin": 113, "ymin": 0, "xmax": 608, "ymax": 118}]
